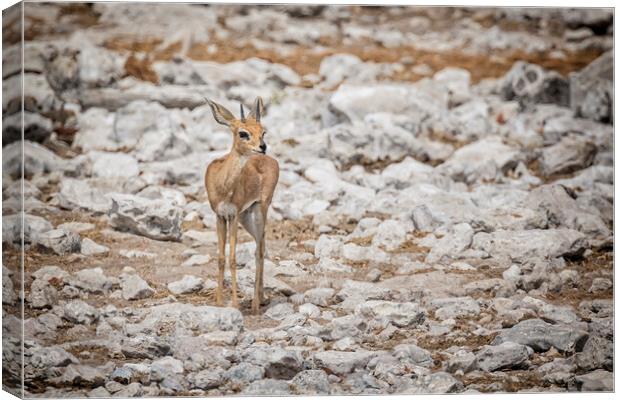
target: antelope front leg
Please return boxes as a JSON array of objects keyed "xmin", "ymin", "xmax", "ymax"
[
  {"xmin": 228, "ymin": 214, "xmax": 240, "ymax": 308},
  {"xmin": 216, "ymin": 216, "xmax": 227, "ymax": 306}
]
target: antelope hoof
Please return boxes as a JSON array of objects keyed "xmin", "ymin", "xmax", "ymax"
[{"xmin": 252, "ymin": 299, "xmax": 260, "ymax": 314}]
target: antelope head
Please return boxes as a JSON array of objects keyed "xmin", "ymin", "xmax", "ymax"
[{"xmin": 206, "ymin": 97, "xmax": 267, "ymax": 156}]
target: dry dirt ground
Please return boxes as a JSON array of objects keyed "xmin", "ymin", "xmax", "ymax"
[{"xmin": 3, "ymin": 206, "xmax": 611, "ymax": 381}]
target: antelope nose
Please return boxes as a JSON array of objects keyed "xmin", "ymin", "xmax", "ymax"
[{"xmin": 260, "ymin": 143, "xmax": 267, "ymax": 153}]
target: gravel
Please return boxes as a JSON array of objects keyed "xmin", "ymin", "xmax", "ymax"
[{"xmin": 6, "ymin": 3, "xmax": 612, "ymax": 396}]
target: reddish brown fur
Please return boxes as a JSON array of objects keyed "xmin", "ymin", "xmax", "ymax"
[
  {"xmin": 205, "ymin": 153, "xmax": 279, "ymax": 217},
  {"xmin": 204, "ymin": 97, "xmax": 279, "ymax": 313}
]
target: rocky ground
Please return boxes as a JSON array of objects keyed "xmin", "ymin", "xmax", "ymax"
[{"xmin": 2, "ymin": 3, "xmax": 614, "ymax": 397}]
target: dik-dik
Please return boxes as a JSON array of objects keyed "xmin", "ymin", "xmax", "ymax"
[{"xmin": 204, "ymin": 97, "xmax": 279, "ymax": 314}]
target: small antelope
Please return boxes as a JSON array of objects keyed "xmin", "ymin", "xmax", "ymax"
[{"xmin": 204, "ymin": 97, "xmax": 279, "ymax": 314}]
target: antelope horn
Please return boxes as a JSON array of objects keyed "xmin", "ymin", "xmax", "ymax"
[
  {"xmin": 255, "ymin": 100, "xmax": 261, "ymax": 122},
  {"xmin": 240, "ymin": 103, "xmax": 245, "ymax": 122}
]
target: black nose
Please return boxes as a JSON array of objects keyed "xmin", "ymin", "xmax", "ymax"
[{"xmin": 260, "ymin": 143, "xmax": 267, "ymax": 153}]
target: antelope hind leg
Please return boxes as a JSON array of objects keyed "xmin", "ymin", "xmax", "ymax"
[
  {"xmin": 241, "ymin": 203, "xmax": 265, "ymax": 314},
  {"xmin": 257, "ymin": 236, "xmax": 265, "ymax": 306}
]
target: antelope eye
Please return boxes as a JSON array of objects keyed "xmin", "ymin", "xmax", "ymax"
[{"xmin": 238, "ymin": 131, "xmax": 250, "ymax": 140}]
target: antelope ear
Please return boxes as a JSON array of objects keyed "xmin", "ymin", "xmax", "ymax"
[
  {"xmin": 206, "ymin": 98, "xmax": 235, "ymax": 126},
  {"xmin": 248, "ymin": 96, "xmax": 265, "ymax": 122}
]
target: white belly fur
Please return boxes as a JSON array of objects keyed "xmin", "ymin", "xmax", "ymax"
[
  {"xmin": 216, "ymin": 201, "xmax": 238, "ymax": 217},
  {"xmin": 240, "ymin": 198, "xmax": 259, "ymax": 213}
]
